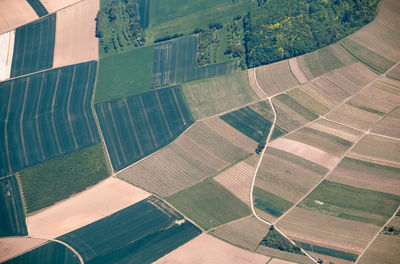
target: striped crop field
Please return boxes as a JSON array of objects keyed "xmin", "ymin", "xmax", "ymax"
[
  {"xmin": 213, "ymin": 155, "xmax": 258, "ymax": 206},
  {"xmin": 0, "ymin": 61, "xmax": 99, "ymax": 177},
  {"xmin": 58, "ymin": 196, "xmax": 201, "ymax": 264},
  {"xmin": 166, "ymin": 179, "xmax": 251, "ymax": 230},
  {"xmin": 10, "ymin": 14, "xmax": 55, "ymax": 77},
  {"xmin": 286, "ymin": 87, "xmax": 330, "ymax": 116},
  {"xmin": 95, "ymin": 86, "xmax": 193, "ymax": 172},
  {"xmin": 152, "ymin": 35, "xmax": 238, "ymax": 88},
  {"xmin": 340, "ymin": 38, "xmax": 395, "ymax": 74},
  {"xmin": 372, "ymin": 107, "xmax": 400, "ymax": 138},
  {"xmin": 254, "ymin": 60, "xmax": 299, "ymax": 97},
  {"xmin": 182, "ymin": 71, "xmax": 259, "ymax": 120},
  {"xmin": 117, "ymin": 117, "xmax": 255, "ymax": 197},
  {"xmin": 297, "ymin": 44, "xmax": 354, "ymax": 80},
  {"xmin": 0, "ymin": 174, "xmax": 27, "ymax": 236},
  {"xmin": 210, "ymin": 216, "xmax": 269, "ymax": 250},
  {"xmin": 387, "ymin": 63, "xmax": 400, "ymax": 80},
  {"xmin": 256, "ymin": 245, "xmax": 314, "ymax": 264},
  {"xmin": 271, "ymin": 97, "xmax": 311, "ymax": 133}
]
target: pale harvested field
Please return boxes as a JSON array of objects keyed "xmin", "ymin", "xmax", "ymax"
[
  {"xmin": 0, "ymin": 237, "xmax": 47, "ymax": 262},
  {"xmin": 372, "ymin": 107, "xmax": 400, "ymax": 138},
  {"xmin": 361, "ymin": 79, "xmax": 400, "ymax": 107},
  {"xmin": 269, "ymin": 259, "xmax": 297, "ymax": 264},
  {"xmin": 328, "ymin": 157, "xmax": 400, "ymax": 196},
  {"xmin": 256, "ymin": 148, "xmax": 326, "ymax": 203},
  {"xmin": 255, "ymin": 60, "xmax": 299, "ymax": 97},
  {"xmin": 214, "ymin": 160, "xmax": 256, "ymax": 206},
  {"xmin": 210, "ymin": 216, "xmax": 269, "ymax": 250},
  {"xmin": 155, "ymin": 234, "xmax": 270, "ymax": 264},
  {"xmin": 359, "ymin": 235, "xmax": 400, "ymax": 264},
  {"xmin": 0, "ymin": 0, "xmax": 38, "ymax": 34},
  {"xmin": 27, "ymin": 177, "xmax": 150, "ymax": 238},
  {"xmin": 326, "ymin": 103, "xmax": 383, "ymax": 131},
  {"xmin": 388, "ymin": 63, "xmax": 400, "ymax": 80},
  {"xmin": 306, "ymin": 252, "xmax": 353, "ymax": 264},
  {"xmin": 328, "ymin": 43, "xmax": 355, "ymax": 65},
  {"xmin": 271, "ymin": 97, "xmax": 310, "ymax": 132},
  {"xmin": 308, "ymin": 119, "xmax": 362, "ymax": 143},
  {"xmin": 256, "ymin": 208, "xmax": 277, "ymax": 223},
  {"xmin": 40, "ymin": 0, "xmax": 81, "ymax": 13},
  {"xmin": 298, "ymin": 82, "xmax": 337, "ymax": 109},
  {"xmin": 349, "ymin": 92, "xmax": 396, "ymax": 114},
  {"xmin": 0, "ymin": 30, "xmax": 14, "ymax": 80},
  {"xmin": 377, "ymin": 0, "xmax": 400, "ymax": 31},
  {"xmin": 269, "ymin": 138, "xmax": 341, "ymax": 170},
  {"xmin": 256, "ymin": 246, "xmax": 314, "ymax": 264},
  {"xmin": 248, "ymin": 69, "xmax": 267, "ymax": 99},
  {"xmin": 277, "ymin": 207, "xmax": 380, "ymax": 254},
  {"xmin": 286, "ymin": 87, "xmax": 330, "ymax": 116},
  {"xmin": 349, "ymin": 134, "xmax": 400, "ymax": 166},
  {"xmin": 53, "ymin": 0, "xmax": 99, "ymax": 67},
  {"xmin": 203, "ymin": 117, "xmax": 257, "ymax": 154},
  {"xmin": 288, "ymin": 57, "xmax": 308, "ymax": 84}
]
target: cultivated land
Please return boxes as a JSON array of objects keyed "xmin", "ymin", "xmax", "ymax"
[
  {"xmin": 0, "ymin": 175, "xmax": 27, "ymax": 236},
  {"xmin": 167, "ymin": 180, "xmax": 251, "ymax": 230},
  {"xmin": 4, "ymin": 241, "xmax": 80, "ymax": 264},
  {"xmin": 10, "ymin": 14, "xmax": 56, "ymax": 77},
  {"xmin": 372, "ymin": 107, "xmax": 400, "ymax": 138},
  {"xmin": 95, "ymin": 86, "xmax": 193, "ymax": 171},
  {"xmin": 117, "ymin": 117, "xmax": 255, "ymax": 197},
  {"xmin": 256, "ymin": 246, "xmax": 313, "ymax": 264},
  {"xmin": 182, "ymin": 71, "xmax": 259, "ymax": 120},
  {"xmin": 0, "ymin": 31, "xmax": 15, "ymax": 81},
  {"xmin": 39, "ymin": 0, "xmax": 80, "ymax": 13},
  {"xmin": 155, "ymin": 233, "xmax": 270, "ymax": 264},
  {"xmin": 58, "ymin": 196, "xmax": 201, "ymax": 264},
  {"xmin": 0, "ymin": 61, "xmax": 99, "ymax": 177},
  {"xmin": 19, "ymin": 143, "xmax": 109, "ymax": 213},
  {"xmin": 0, "ymin": 0, "xmax": 38, "ymax": 34},
  {"xmin": 95, "ymin": 46, "xmax": 154, "ymax": 102},
  {"xmin": 53, "ymin": 0, "xmax": 99, "ymax": 68},
  {"xmin": 210, "ymin": 216, "xmax": 269, "ymax": 250},
  {"xmin": 26, "ymin": 177, "xmax": 149, "ymax": 238},
  {"xmin": 0, "ymin": 237, "xmax": 46, "ymax": 263},
  {"xmin": 288, "ymin": 58, "xmax": 308, "ymax": 84},
  {"xmin": 26, "ymin": 0, "xmax": 48, "ymax": 18}
]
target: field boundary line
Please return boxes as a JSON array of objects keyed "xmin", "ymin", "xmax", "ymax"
[
  {"xmin": 206, "ymin": 215, "xmax": 253, "ymax": 233},
  {"xmin": 248, "ymin": 73, "xmax": 318, "ymax": 263},
  {"xmin": 355, "ymin": 205, "xmax": 400, "ymax": 263}
]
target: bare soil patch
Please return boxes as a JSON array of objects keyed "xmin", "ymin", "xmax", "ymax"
[
  {"xmin": 289, "ymin": 57, "xmax": 308, "ymax": 84},
  {"xmin": 155, "ymin": 234, "xmax": 270, "ymax": 264},
  {"xmin": 26, "ymin": 177, "xmax": 150, "ymax": 238},
  {"xmin": 53, "ymin": 0, "xmax": 98, "ymax": 67},
  {"xmin": 0, "ymin": 237, "xmax": 47, "ymax": 262},
  {"xmin": 0, "ymin": 30, "xmax": 14, "ymax": 80},
  {"xmin": 40, "ymin": 0, "xmax": 80, "ymax": 13},
  {"xmin": 0, "ymin": 0, "xmax": 38, "ymax": 34}
]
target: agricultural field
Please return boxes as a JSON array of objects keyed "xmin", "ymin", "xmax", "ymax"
[
  {"xmin": 27, "ymin": 177, "xmax": 149, "ymax": 238},
  {"xmin": 296, "ymin": 241, "xmax": 358, "ymax": 263},
  {"xmin": 209, "ymin": 216, "xmax": 269, "ymax": 250},
  {"xmin": 117, "ymin": 117, "xmax": 255, "ymax": 197},
  {"xmin": 95, "ymin": 86, "xmax": 193, "ymax": 172},
  {"xmin": 288, "ymin": 58, "xmax": 308, "ymax": 84},
  {"xmin": 10, "ymin": 14, "xmax": 55, "ymax": 77},
  {"xmin": 340, "ymin": 38, "xmax": 395, "ymax": 73},
  {"xmin": 256, "ymin": 246, "xmax": 314, "ymax": 264},
  {"xmin": 58, "ymin": 196, "xmax": 201, "ymax": 264},
  {"xmin": 53, "ymin": 0, "xmax": 99, "ymax": 68},
  {"xmin": 40, "ymin": 0, "xmax": 80, "ymax": 13},
  {"xmin": 26, "ymin": 0, "xmax": 48, "ymax": 17},
  {"xmin": 0, "ymin": 237, "xmax": 46, "ymax": 263},
  {"xmin": 254, "ymin": 60, "xmax": 299, "ymax": 97},
  {"xmin": 0, "ymin": 30, "xmax": 15, "ymax": 81},
  {"xmin": 0, "ymin": 175, "xmax": 27, "ymax": 236},
  {"xmin": 286, "ymin": 86, "xmax": 330, "ymax": 116},
  {"xmin": 387, "ymin": 64, "xmax": 400, "ymax": 80},
  {"xmin": 155, "ymin": 233, "xmax": 270, "ymax": 264},
  {"xmin": 358, "ymin": 213, "xmax": 400, "ymax": 264},
  {"xmin": 182, "ymin": 71, "xmax": 259, "ymax": 120},
  {"xmin": 94, "ymin": 46, "xmax": 154, "ymax": 103},
  {"xmin": 146, "ymin": 0, "xmax": 252, "ymax": 43},
  {"xmin": 372, "ymin": 107, "xmax": 400, "ymax": 138},
  {"xmin": 296, "ymin": 44, "xmax": 354, "ymax": 80},
  {"xmin": 4, "ymin": 241, "xmax": 80, "ymax": 264},
  {"xmin": 166, "ymin": 180, "xmax": 251, "ymax": 230},
  {"xmin": 152, "ymin": 35, "xmax": 238, "ymax": 88},
  {"xmin": 0, "ymin": 61, "xmax": 100, "ymax": 177},
  {"xmin": 18, "ymin": 143, "xmax": 110, "ymax": 213},
  {"xmin": 0, "ymin": 0, "xmax": 38, "ymax": 34}
]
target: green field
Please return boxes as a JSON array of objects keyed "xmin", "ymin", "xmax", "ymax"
[
  {"xmin": 275, "ymin": 94, "xmax": 319, "ymax": 121},
  {"xmin": 167, "ymin": 180, "xmax": 251, "ymax": 230},
  {"xmin": 340, "ymin": 38, "xmax": 394, "ymax": 73},
  {"xmin": 95, "ymin": 46, "xmax": 154, "ymax": 103},
  {"xmin": 146, "ymin": 0, "xmax": 252, "ymax": 43},
  {"xmin": 19, "ymin": 144, "xmax": 110, "ymax": 213},
  {"xmin": 295, "ymin": 241, "xmax": 358, "ymax": 261},
  {"xmin": 4, "ymin": 242, "xmax": 80, "ymax": 264},
  {"xmin": 58, "ymin": 196, "xmax": 201, "ymax": 264},
  {"xmin": 253, "ymin": 187, "xmax": 294, "ymax": 218},
  {"xmin": 182, "ymin": 71, "xmax": 258, "ymax": 119},
  {"xmin": 301, "ymin": 46, "xmax": 347, "ymax": 78},
  {"xmin": 299, "ymin": 180, "xmax": 400, "ymax": 225}
]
